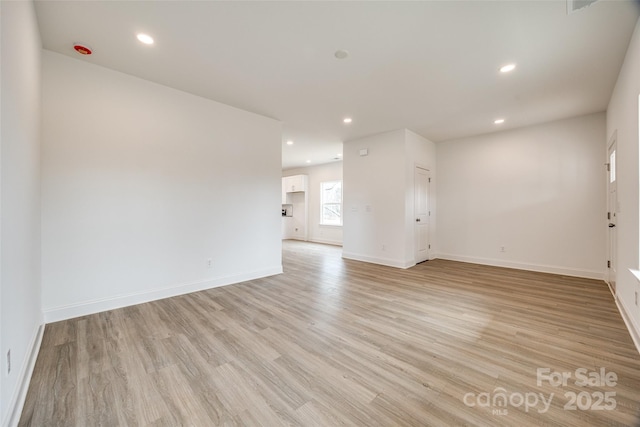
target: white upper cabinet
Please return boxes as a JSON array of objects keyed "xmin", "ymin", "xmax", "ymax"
[{"xmin": 283, "ymin": 174, "xmax": 308, "ymax": 193}]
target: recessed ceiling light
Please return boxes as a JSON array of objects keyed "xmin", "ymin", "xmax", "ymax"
[
  {"xmin": 334, "ymin": 49, "xmax": 349, "ymax": 59},
  {"xmin": 343, "ymin": 117, "xmax": 352, "ymax": 124},
  {"xmin": 499, "ymin": 63, "xmax": 516, "ymax": 73},
  {"xmin": 286, "ymin": 140, "xmax": 294, "ymax": 145},
  {"xmin": 137, "ymin": 33, "xmax": 154, "ymax": 45},
  {"xmin": 337, "ymin": 153, "xmax": 342, "ymax": 157},
  {"xmin": 494, "ymin": 118, "xmax": 505, "ymax": 124},
  {"xmin": 306, "ymin": 160, "xmax": 311, "ymax": 163}
]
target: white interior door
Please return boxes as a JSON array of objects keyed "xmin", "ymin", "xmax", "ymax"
[
  {"xmin": 607, "ymin": 134, "xmax": 617, "ymax": 294},
  {"xmin": 414, "ymin": 167, "xmax": 430, "ymax": 264}
]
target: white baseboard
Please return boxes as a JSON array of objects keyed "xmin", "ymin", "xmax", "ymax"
[
  {"xmin": 43, "ymin": 266, "xmax": 283, "ymax": 323},
  {"xmin": 434, "ymin": 253, "xmax": 604, "ymax": 280},
  {"xmin": 342, "ymin": 251, "xmax": 415, "ymax": 269},
  {"xmin": 616, "ymin": 296, "xmax": 640, "ymax": 356},
  {"xmin": 3, "ymin": 323, "xmax": 44, "ymax": 427},
  {"xmin": 307, "ymin": 237, "xmax": 342, "ymax": 247}
]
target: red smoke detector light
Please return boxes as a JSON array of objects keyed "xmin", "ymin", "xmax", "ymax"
[{"xmin": 73, "ymin": 44, "xmax": 92, "ymax": 55}]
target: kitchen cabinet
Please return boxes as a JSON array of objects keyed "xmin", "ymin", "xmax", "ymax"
[
  {"xmin": 283, "ymin": 174, "xmax": 308, "ymax": 193},
  {"xmin": 281, "ymin": 174, "xmax": 308, "ymax": 241}
]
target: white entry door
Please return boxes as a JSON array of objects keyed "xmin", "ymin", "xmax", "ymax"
[
  {"xmin": 414, "ymin": 167, "xmax": 430, "ymax": 263},
  {"xmin": 607, "ymin": 134, "xmax": 617, "ymax": 294}
]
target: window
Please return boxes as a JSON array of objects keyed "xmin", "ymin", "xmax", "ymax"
[
  {"xmin": 320, "ymin": 180, "xmax": 342, "ymax": 225},
  {"xmin": 609, "ymin": 149, "xmax": 616, "ymax": 183}
]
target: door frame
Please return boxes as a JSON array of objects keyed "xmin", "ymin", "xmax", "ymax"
[
  {"xmin": 414, "ymin": 165, "xmax": 431, "ymax": 264},
  {"xmin": 606, "ymin": 131, "xmax": 617, "ymax": 295}
]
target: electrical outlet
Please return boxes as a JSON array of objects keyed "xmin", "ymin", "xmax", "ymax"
[
  {"xmin": 207, "ymin": 258, "xmax": 212, "ymax": 269},
  {"xmin": 382, "ymin": 244, "xmax": 386, "ymax": 251},
  {"xmin": 499, "ymin": 246, "xmax": 506, "ymax": 253},
  {"xmin": 6, "ymin": 349, "xmax": 10, "ymax": 375}
]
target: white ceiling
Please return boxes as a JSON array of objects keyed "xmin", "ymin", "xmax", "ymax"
[{"xmin": 34, "ymin": 1, "xmax": 640, "ymax": 170}]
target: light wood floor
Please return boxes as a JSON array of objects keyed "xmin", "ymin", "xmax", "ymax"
[{"xmin": 20, "ymin": 241, "xmax": 640, "ymax": 426}]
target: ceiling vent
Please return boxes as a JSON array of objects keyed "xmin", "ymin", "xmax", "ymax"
[{"xmin": 567, "ymin": 0, "xmax": 599, "ymax": 14}]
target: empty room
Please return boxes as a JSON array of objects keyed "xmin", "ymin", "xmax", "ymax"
[{"xmin": 3, "ymin": 0, "xmax": 640, "ymax": 426}]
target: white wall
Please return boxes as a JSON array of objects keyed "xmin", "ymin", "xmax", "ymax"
[
  {"xmin": 606, "ymin": 18, "xmax": 640, "ymax": 349},
  {"xmin": 1, "ymin": 2, "xmax": 44, "ymax": 426},
  {"xmin": 41, "ymin": 51, "xmax": 282, "ymax": 321},
  {"xmin": 437, "ymin": 112, "xmax": 606, "ymax": 279},
  {"xmin": 284, "ymin": 161, "xmax": 343, "ymax": 246},
  {"xmin": 343, "ymin": 129, "xmax": 436, "ymax": 268},
  {"xmin": 343, "ymin": 130, "xmax": 407, "ymax": 267}
]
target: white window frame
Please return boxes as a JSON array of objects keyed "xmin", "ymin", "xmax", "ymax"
[{"xmin": 320, "ymin": 180, "xmax": 343, "ymax": 226}]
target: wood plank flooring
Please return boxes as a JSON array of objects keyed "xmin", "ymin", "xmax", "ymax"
[{"xmin": 20, "ymin": 241, "xmax": 640, "ymax": 426}]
